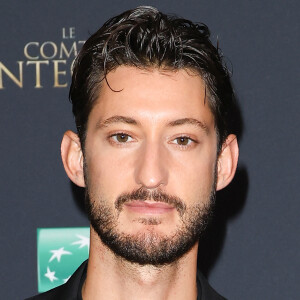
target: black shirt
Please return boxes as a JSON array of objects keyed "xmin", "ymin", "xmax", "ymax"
[{"xmin": 25, "ymin": 260, "xmax": 226, "ymax": 300}]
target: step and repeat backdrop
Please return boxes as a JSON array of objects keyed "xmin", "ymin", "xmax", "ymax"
[{"xmin": 1, "ymin": 1, "xmax": 299, "ymax": 299}]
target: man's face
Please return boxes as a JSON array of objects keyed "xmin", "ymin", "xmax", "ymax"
[{"xmin": 83, "ymin": 66, "xmax": 218, "ymax": 265}]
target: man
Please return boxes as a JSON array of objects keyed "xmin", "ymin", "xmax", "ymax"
[{"xmin": 27, "ymin": 6, "xmax": 238, "ymax": 300}]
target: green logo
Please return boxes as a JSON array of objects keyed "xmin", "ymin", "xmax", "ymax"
[{"xmin": 37, "ymin": 227, "xmax": 89, "ymax": 293}]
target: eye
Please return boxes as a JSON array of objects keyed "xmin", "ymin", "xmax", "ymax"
[
  {"xmin": 173, "ymin": 136, "xmax": 194, "ymax": 146},
  {"xmin": 171, "ymin": 135, "xmax": 198, "ymax": 149},
  {"xmin": 111, "ymin": 133, "xmax": 133, "ymax": 143}
]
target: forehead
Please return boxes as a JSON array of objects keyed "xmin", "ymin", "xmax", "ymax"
[{"xmin": 89, "ymin": 66, "xmax": 214, "ymax": 128}]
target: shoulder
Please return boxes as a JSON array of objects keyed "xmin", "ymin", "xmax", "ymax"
[
  {"xmin": 197, "ymin": 272, "xmax": 227, "ymax": 300},
  {"xmin": 25, "ymin": 283, "xmax": 68, "ymax": 300},
  {"xmin": 24, "ymin": 260, "xmax": 88, "ymax": 300}
]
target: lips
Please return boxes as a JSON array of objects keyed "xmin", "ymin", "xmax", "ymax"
[{"xmin": 124, "ymin": 200, "xmax": 174, "ymax": 214}]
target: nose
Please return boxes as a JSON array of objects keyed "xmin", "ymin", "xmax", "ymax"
[{"xmin": 134, "ymin": 141, "xmax": 168, "ymax": 189}]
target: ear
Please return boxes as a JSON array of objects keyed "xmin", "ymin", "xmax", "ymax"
[
  {"xmin": 61, "ymin": 130, "xmax": 86, "ymax": 187},
  {"xmin": 216, "ymin": 134, "xmax": 239, "ymax": 191}
]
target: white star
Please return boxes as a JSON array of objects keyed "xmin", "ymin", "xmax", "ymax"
[
  {"xmin": 44, "ymin": 267, "xmax": 58, "ymax": 282},
  {"xmin": 72, "ymin": 234, "xmax": 90, "ymax": 250},
  {"xmin": 63, "ymin": 276, "xmax": 71, "ymax": 283},
  {"xmin": 49, "ymin": 247, "xmax": 72, "ymax": 262}
]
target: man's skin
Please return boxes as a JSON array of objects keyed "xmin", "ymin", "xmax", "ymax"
[{"xmin": 61, "ymin": 66, "xmax": 238, "ymax": 300}]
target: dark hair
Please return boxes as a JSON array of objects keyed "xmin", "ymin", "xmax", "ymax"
[{"xmin": 70, "ymin": 6, "xmax": 236, "ymax": 152}]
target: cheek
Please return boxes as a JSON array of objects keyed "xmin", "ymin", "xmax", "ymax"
[
  {"xmin": 85, "ymin": 143, "xmax": 135, "ymax": 198},
  {"xmin": 170, "ymin": 146, "xmax": 217, "ymax": 204}
]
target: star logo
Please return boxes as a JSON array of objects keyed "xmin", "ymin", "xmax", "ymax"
[
  {"xmin": 49, "ymin": 247, "xmax": 72, "ymax": 262},
  {"xmin": 72, "ymin": 234, "xmax": 90, "ymax": 250},
  {"xmin": 44, "ymin": 267, "xmax": 58, "ymax": 282},
  {"xmin": 38, "ymin": 227, "xmax": 90, "ymax": 293}
]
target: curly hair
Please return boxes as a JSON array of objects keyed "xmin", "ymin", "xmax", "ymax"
[{"xmin": 70, "ymin": 6, "xmax": 236, "ymax": 152}]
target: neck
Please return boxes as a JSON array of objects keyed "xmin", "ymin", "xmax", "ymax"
[{"xmin": 82, "ymin": 227, "xmax": 199, "ymax": 300}]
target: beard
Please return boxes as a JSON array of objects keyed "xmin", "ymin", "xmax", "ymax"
[{"xmin": 85, "ymin": 172, "xmax": 217, "ymax": 266}]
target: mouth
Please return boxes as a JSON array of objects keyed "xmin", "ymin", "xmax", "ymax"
[{"xmin": 124, "ymin": 200, "xmax": 175, "ymax": 215}]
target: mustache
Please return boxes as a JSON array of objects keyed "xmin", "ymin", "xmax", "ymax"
[{"xmin": 115, "ymin": 187, "xmax": 186, "ymax": 217}]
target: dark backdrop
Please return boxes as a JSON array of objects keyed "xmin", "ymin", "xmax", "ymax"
[{"xmin": 1, "ymin": 1, "xmax": 299, "ymax": 299}]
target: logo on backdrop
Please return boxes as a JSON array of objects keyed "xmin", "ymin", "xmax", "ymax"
[
  {"xmin": 37, "ymin": 227, "xmax": 89, "ymax": 293},
  {"xmin": 0, "ymin": 27, "xmax": 85, "ymax": 89}
]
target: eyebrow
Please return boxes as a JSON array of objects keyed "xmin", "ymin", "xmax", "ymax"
[
  {"xmin": 96, "ymin": 115, "xmax": 209, "ymax": 134},
  {"xmin": 96, "ymin": 115, "xmax": 139, "ymax": 129},
  {"xmin": 168, "ymin": 118, "xmax": 209, "ymax": 134}
]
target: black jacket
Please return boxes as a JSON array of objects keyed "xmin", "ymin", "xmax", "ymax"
[{"xmin": 25, "ymin": 260, "xmax": 226, "ymax": 300}]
